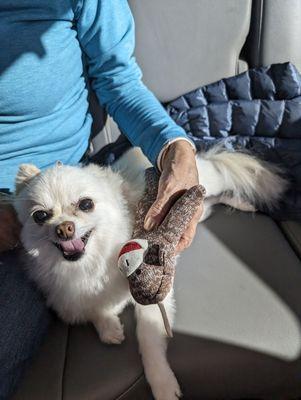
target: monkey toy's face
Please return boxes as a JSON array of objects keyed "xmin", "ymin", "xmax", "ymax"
[{"xmin": 117, "ymin": 239, "xmax": 149, "ymax": 277}]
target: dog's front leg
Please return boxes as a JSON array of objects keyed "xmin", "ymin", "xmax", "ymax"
[
  {"xmin": 93, "ymin": 311, "xmax": 125, "ymax": 345},
  {"xmin": 135, "ymin": 293, "xmax": 181, "ymax": 400}
]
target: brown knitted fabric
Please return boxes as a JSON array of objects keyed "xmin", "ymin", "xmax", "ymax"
[{"xmin": 121, "ymin": 167, "xmax": 205, "ymax": 305}]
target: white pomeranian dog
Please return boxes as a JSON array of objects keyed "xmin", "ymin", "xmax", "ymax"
[{"xmin": 14, "ymin": 146, "xmax": 287, "ymax": 400}]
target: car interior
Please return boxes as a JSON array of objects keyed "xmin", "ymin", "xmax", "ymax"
[{"xmin": 12, "ymin": 0, "xmax": 301, "ymax": 399}]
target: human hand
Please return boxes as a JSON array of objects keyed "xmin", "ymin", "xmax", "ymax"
[
  {"xmin": 0, "ymin": 200, "xmax": 21, "ymax": 253},
  {"xmin": 144, "ymin": 140, "xmax": 203, "ymax": 253}
]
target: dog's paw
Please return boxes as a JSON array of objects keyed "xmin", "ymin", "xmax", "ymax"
[
  {"xmin": 151, "ymin": 369, "xmax": 182, "ymax": 400},
  {"xmin": 97, "ymin": 315, "xmax": 125, "ymax": 345}
]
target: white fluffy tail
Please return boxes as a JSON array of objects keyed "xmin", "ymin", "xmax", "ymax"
[{"xmin": 197, "ymin": 147, "xmax": 288, "ymax": 211}]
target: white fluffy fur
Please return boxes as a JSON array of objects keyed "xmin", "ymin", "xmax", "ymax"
[
  {"xmin": 14, "ymin": 146, "xmax": 288, "ymax": 400},
  {"xmin": 197, "ymin": 147, "xmax": 288, "ymax": 219}
]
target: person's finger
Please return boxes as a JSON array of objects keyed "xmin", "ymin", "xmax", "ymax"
[
  {"xmin": 175, "ymin": 204, "xmax": 203, "ymax": 253},
  {"xmin": 176, "ymin": 219, "xmax": 197, "ymax": 254},
  {"xmin": 144, "ymin": 183, "xmax": 183, "ymax": 231},
  {"xmin": 144, "ymin": 169, "xmax": 185, "ymax": 230}
]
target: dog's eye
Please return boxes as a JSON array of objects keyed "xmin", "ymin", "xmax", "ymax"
[
  {"xmin": 78, "ymin": 198, "xmax": 94, "ymax": 212},
  {"xmin": 32, "ymin": 210, "xmax": 51, "ymax": 224}
]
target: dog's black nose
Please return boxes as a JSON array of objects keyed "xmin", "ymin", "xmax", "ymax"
[{"xmin": 56, "ymin": 221, "xmax": 75, "ymax": 240}]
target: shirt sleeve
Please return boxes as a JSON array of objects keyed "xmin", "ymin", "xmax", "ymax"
[{"xmin": 75, "ymin": 0, "xmax": 194, "ymax": 166}]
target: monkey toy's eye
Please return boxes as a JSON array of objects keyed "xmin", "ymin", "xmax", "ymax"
[
  {"xmin": 32, "ymin": 210, "xmax": 51, "ymax": 225},
  {"xmin": 78, "ymin": 198, "xmax": 94, "ymax": 212}
]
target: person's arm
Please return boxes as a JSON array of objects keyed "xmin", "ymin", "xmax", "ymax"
[
  {"xmin": 76, "ymin": 0, "xmax": 195, "ymax": 168},
  {"xmin": 76, "ymin": 0, "xmax": 201, "ymax": 252}
]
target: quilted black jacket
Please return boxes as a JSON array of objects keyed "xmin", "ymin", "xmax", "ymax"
[{"xmin": 165, "ymin": 62, "xmax": 301, "ymax": 221}]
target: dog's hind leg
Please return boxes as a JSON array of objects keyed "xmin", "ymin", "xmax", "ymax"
[
  {"xmin": 135, "ymin": 292, "xmax": 181, "ymax": 400},
  {"xmin": 199, "ymin": 195, "xmax": 256, "ymax": 222}
]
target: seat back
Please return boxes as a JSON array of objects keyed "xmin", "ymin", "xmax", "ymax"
[
  {"xmin": 129, "ymin": 0, "xmax": 252, "ymax": 102},
  {"xmin": 243, "ymin": 0, "xmax": 301, "ymax": 70}
]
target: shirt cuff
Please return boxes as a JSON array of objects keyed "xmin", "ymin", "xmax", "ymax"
[{"xmin": 157, "ymin": 138, "xmax": 197, "ymax": 172}]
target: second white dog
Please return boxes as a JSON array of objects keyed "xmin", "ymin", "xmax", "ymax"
[{"xmin": 14, "ymin": 146, "xmax": 287, "ymax": 400}]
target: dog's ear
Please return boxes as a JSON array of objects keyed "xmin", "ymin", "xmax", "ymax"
[{"xmin": 15, "ymin": 164, "xmax": 41, "ymax": 194}]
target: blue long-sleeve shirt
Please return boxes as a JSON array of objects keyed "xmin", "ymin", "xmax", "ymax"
[{"xmin": 0, "ymin": 0, "xmax": 190, "ymax": 191}]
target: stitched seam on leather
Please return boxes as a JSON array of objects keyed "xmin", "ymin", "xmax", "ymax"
[
  {"xmin": 114, "ymin": 373, "xmax": 146, "ymax": 400},
  {"xmin": 280, "ymin": 223, "xmax": 301, "ymax": 260},
  {"xmin": 248, "ymin": 0, "xmax": 264, "ymax": 67},
  {"xmin": 60, "ymin": 325, "xmax": 70, "ymax": 400},
  {"xmin": 258, "ymin": 0, "xmax": 265, "ymax": 65}
]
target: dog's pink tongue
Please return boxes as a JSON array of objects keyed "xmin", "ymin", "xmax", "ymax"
[{"xmin": 60, "ymin": 238, "xmax": 84, "ymax": 254}]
